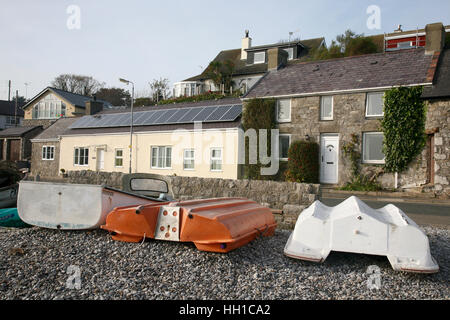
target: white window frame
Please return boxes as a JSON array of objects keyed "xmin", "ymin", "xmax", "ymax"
[
  {"xmin": 210, "ymin": 148, "xmax": 223, "ymax": 172},
  {"xmin": 320, "ymin": 96, "xmax": 334, "ymax": 120},
  {"xmin": 284, "ymin": 47, "xmax": 294, "ymax": 60},
  {"xmin": 253, "ymin": 51, "xmax": 266, "ymax": 64},
  {"xmin": 183, "ymin": 149, "xmax": 195, "ymax": 171},
  {"xmin": 151, "ymin": 146, "xmax": 172, "ymax": 169},
  {"xmin": 276, "ymin": 99, "xmax": 291, "ymax": 123},
  {"xmin": 42, "ymin": 145, "xmax": 55, "ymax": 161},
  {"xmin": 362, "ymin": 132, "xmax": 385, "ymax": 164},
  {"xmin": 365, "ymin": 92, "xmax": 385, "ymax": 118},
  {"xmin": 114, "ymin": 148, "xmax": 124, "ymax": 168},
  {"xmin": 279, "ymin": 134, "xmax": 291, "ymax": 161},
  {"xmin": 74, "ymin": 147, "xmax": 89, "ymax": 166}
]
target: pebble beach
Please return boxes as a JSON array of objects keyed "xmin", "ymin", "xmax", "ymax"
[{"xmin": 0, "ymin": 225, "xmax": 448, "ymax": 300}]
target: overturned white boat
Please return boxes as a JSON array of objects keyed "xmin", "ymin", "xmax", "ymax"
[
  {"xmin": 17, "ymin": 181, "xmax": 165, "ymax": 230},
  {"xmin": 284, "ymin": 196, "xmax": 439, "ymax": 273}
]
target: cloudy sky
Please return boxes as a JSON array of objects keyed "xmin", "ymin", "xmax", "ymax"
[{"xmin": 1, "ymin": 0, "xmax": 449, "ymax": 100}]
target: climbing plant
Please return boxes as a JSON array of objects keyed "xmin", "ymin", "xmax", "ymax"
[
  {"xmin": 241, "ymin": 98, "xmax": 277, "ymax": 180},
  {"xmin": 381, "ymin": 86, "xmax": 426, "ymax": 173},
  {"xmin": 340, "ymin": 133, "xmax": 381, "ymax": 191}
]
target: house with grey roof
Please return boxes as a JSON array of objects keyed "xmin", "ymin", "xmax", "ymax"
[
  {"xmin": 20, "ymin": 87, "xmax": 112, "ymax": 129},
  {"xmin": 173, "ymin": 31, "xmax": 325, "ymax": 98},
  {"xmin": 29, "ymin": 117, "xmax": 80, "ymax": 178},
  {"xmin": 32, "ymin": 98, "xmax": 245, "ymax": 180},
  {"xmin": 242, "ymin": 22, "xmax": 449, "ymax": 195},
  {"xmin": 0, "ymin": 100, "xmax": 25, "ymax": 130},
  {"xmin": 0, "ymin": 126, "xmax": 43, "ymax": 163}
]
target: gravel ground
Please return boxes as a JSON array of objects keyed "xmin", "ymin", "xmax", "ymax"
[{"xmin": 0, "ymin": 226, "xmax": 448, "ymax": 300}]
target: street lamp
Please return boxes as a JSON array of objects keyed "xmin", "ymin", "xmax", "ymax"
[{"xmin": 119, "ymin": 78, "xmax": 134, "ymax": 174}]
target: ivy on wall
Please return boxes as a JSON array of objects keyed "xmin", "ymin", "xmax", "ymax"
[
  {"xmin": 381, "ymin": 86, "xmax": 426, "ymax": 174},
  {"xmin": 241, "ymin": 98, "xmax": 277, "ymax": 180}
]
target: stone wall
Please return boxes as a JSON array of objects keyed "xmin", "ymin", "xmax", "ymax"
[
  {"xmin": 30, "ymin": 141, "xmax": 61, "ymax": 178},
  {"xmin": 22, "ymin": 119, "xmax": 57, "ymax": 130},
  {"xmin": 424, "ymin": 98, "xmax": 450, "ymax": 197},
  {"xmin": 42, "ymin": 170, "xmax": 321, "ymax": 229}
]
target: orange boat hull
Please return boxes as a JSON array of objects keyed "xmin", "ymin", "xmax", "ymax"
[{"xmin": 101, "ymin": 198, "xmax": 276, "ymax": 253}]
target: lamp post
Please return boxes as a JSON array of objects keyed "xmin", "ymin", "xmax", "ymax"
[{"xmin": 119, "ymin": 78, "xmax": 134, "ymax": 174}]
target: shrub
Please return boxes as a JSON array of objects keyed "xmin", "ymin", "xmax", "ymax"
[{"xmin": 285, "ymin": 141, "xmax": 320, "ymax": 183}]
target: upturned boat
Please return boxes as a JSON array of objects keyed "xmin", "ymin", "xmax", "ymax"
[
  {"xmin": 0, "ymin": 208, "xmax": 30, "ymax": 228},
  {"xmin": 101, "ymin": 197, "xmax": 277, "ymax": 253},
  {"xmin": 0, "ymin": 184, "xmax": 18, "ymax": 209},
  {"xmin": 17, "ymin": 181, "xmax": 166, "ymax": 230}
]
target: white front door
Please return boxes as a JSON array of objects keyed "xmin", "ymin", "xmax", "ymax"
[
  {"xmin": 97, "ymin": 149, "xmax": 105, "ymax": 171},
  {"xmin": 320, "ymin": 135, "xmax": 339, "ymax": 184}
]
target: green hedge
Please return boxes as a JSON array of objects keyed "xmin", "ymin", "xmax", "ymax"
[{"xmin": 285, "ymin": 141, "xmax": 320, "ymax": 183}]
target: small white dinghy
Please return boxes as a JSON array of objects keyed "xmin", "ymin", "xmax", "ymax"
[
  {"xmin": 284, "ymin": 196, "xmax": 439, "ymax": 273},
  {"xmin": 17, "ymin": 181, "xmax": 163, "ymax": 230}
]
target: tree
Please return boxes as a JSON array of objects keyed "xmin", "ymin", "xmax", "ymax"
[
  {"xmin": 149, "ymin": 78, "xmax": 171, "ymax": 103},
  {"xmin": 204, "ymin": 59, "xmax": 235, "ymax": 93},
  {"xmin": 51, "ymin": 74, "xmax": 105, "ymax": 96},
  {"xmin": 305, "ymin": 29, "xmax": 380, "ymax": 61},
  {"xmin": 95, "ymin": 87, "xmax": 131, "ymax": 106}
]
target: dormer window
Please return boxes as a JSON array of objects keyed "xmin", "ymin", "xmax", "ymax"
[
  {"xmin": 254, "ymin": 51, "xmax": 265, "ymax": 64},
  {"xmin": 284, "ymin": 47, "xmax": 294, "ymax": 60}
]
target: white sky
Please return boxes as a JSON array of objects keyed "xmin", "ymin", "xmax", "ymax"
[{"xmin": 0, "ymin": 0, "xmax": 449, "ymax": 100}]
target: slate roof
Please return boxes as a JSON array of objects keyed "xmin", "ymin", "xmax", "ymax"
[
  {"xmin": 22, "ymin": 87, "xmax": 112, "ymax": 111},
  {"xmin": 32, "ymin": 117, "xmax": 80, "ymax": 141},
  {"xmin": 0, "ymin": 100, "xmax": 25, "ymax": 117},
  {"xmin": 422, "ymin": 48, "xmax": 450, "ymax": 98},
  {"xmin": 184, "ymin": 37, "xmax": 325, "ymax": 82},
  {"xmin": 0, "ymin": 126, "xmax": 42, "ymax": 138},
  {"xmin": 244, "ymin": 48, "xmax": 434, "ymax": 98}
]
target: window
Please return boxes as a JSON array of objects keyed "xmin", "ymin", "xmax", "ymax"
[
  {"xmin": 42, "ymin": 146, "xmax": 55, "ymax": 160},
  {"xmin": 115, "ymin": 149, "xmax": 124, "ymax": 167},
  {"xmin": 279, "ymin": 135, "xmax": 291, "ymax": 160},
  {"xmin": 33, "ymin": 97, "xmax": 65, "ymax": 119},
  {"xmin": 210, "ymin": 148, "xmax": 222, "ymax": 171},
  {"xmin": 284, "ymin": 47, "xmax": 294, "ymax": 60},
  {"xmin": 366, "ymin": 92, "xmax": 384, "ymax": 117},
  {"xmin": 276, "ymin": 99, "xmax": 291, "ymax": 122},
  {"xmin": 5, "ymin": 116, "xmax": 19, "ymax": 125},
  {"xmin": 183, "ymin": 149, "xmax": 195, "ymax": 170},
  {"xmin": 363, "ymin": 132, "xmax": 385, "ymax": 164},
  {"xmin": 320, "ymin": 96, "xmax": 333, "ymax": 120},
  {"xmin": 74, "ymin": 147, "xmax": 89, "ymax": 166},
  {"xmin": 254, "ymin": 51, "xmax": 266, "ymax": 64},
  {"xmin": 151, "ymin": 146, "xmax": 172, "ymax": 169},
  {"xmin": 397, "ymin": 41, "xmax": 414, "ymax": 49}
]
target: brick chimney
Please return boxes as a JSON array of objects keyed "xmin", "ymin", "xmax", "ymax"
[
  {"xmin": 267, "ymin": 48, "xmax": 288, "ymax": 71},
  {"xmin": 241, "ymin": 30, "xmax": 252, "ymax": 60},
  {"xmin": 85, "ymin": 99, "xmax": 104, "ymax": 115},
  {"xmin": 425, "ymin": 22, "xmax": 446, "ymax": 55}
]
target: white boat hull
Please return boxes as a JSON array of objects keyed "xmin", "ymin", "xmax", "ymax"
[
  {"xmin": 18, "ymin": 181, "xmax": 160, "ymax": 230},
  {"xmin": 284, "ymin": 196, "xmax": 439, "ymax": 273}
]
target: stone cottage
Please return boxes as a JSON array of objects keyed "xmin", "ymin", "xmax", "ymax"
[{"xmin": 243, "ymin": 23, "xmax": 449, "ymax": 196}]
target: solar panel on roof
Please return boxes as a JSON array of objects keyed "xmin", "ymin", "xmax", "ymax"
[
  {"xmin": 205, "ymin": 105, "xmax": 232, "ymax": 121},
  {"xmin": 68, "ymin": 103, "xmax": 243, "ymax": 129},
  {"xmin": 221, "ymin": 105, "xmax": 242, "ymax": 121},
  {"xmin": 134, "ymin": 111, "xmax": 155, "ymax": 126},
  {"xmin": 144, "ymin": 110, "xmax": 167, "ymax": 125},
  {"xmin": 155, "ymin": 109, "xmax": 178, "ymax": 124},
  {"xmin": 178, "ymin": 107, "xmax": 203, "ymax": 123},
  {"xmin": 193, "ymin": 106, "xmax": 216, "ymax": 122}
]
